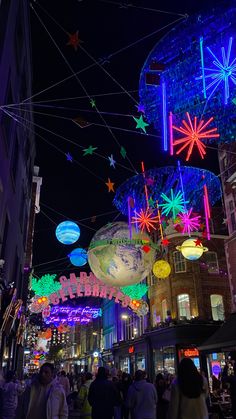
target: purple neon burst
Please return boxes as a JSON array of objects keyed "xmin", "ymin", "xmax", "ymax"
[{"xmin": 177, "ymin": 208, "xmax": 201, "ymax": 235}]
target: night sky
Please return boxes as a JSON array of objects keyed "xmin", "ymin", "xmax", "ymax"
[{"xmin": 29, "ymin": 0, "xmax": 219, "ymax": 277}]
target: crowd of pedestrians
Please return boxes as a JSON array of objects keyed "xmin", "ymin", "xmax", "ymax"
[{"xmin": 0, "ymin": 358, "xmax": 235, "ymax": 419}]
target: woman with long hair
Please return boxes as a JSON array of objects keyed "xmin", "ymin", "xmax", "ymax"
[{"xmin": 167, "ymin": 358, "xmax": 209, "ymax": 419}]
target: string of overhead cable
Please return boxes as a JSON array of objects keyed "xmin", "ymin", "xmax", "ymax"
[
  {"xmin": 98, "ymin": 0, "xmax": 187, "ymax": 17},
  {"xmin": 31, "ymin": 3, "xmax": 138, "ymax": 174}
]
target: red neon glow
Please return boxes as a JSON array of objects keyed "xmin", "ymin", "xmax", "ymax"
[
  {"xmin": 169, "ymin": 112, "xmax": 173, "ymax": 156},
  {"xmin": 132, "ymin": 208, "xmax": 159, "ymax": 232},
  {"xmin": 172, "ymin": 113, "xmax": 219, "ymax": 161}
]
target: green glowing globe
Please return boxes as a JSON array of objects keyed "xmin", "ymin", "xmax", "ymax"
[{"xmin": 88, "ymin": 222, "xmax": 156, "ymax": 287}]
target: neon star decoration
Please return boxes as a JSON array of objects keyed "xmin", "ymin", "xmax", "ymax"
[
  {"xmin": 83, "ymin": 145, "xmax": 97, "ymax": 155},
  {"xmin": 133, "ymin": 115, "xmax": 149, "ymax": 133},
  {"xmin": 105, "ymin": 178, "xmax": 115, "ymax": 192},
  {"xmin": 172, "ymin": 112, "xmax": 219, "ymax": 161},
  {"xmin": 108, "ymin": 154, "xmax": 116, "ymax": 168},
  {"xmin": 131, "ymin": 208, "xmax": 159, "ymax": 232},
  {"xmin": 90, "ymin": 99, "xmax": 96, "ymax": 108},
  {"xmin": 159, "ymin": 189, "xmax": 189, "ymax": 219},
  {"xmin": 67, "ymin": 31, "xmax": 82, "ymax": 51},
  {"xmin": 198, "ymin": 37, "xmax": 236, "ymax": 105},
  {"xmin": 178, "ymin": 208, "xmax": 201, "ymax": 235},
  {"xmin": 65, "ymin": 152, "xmax": 73, "ymax": 162},
  {"xmin": 120, "ymin": 146, "xmax": 127, "ymax": 159}
]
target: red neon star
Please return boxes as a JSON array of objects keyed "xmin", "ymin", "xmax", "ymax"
[
  {"xmin": 194, "ymin": 238, "xmax": 202, "ymax": 246},
  {"xmin": 67, "ymin": 31, "xmax": 82, "ymax": 51},
  {"xmin": 161, "ymin": 238, "xmax": 170, "ymax": 246},
  {"xmin": 142, "ymin": 245, "xmax": 151, "ymax": 253},
  {"xmin": 173, "ymin": 112, "xmax": 219, "ymax": 161},
  {"xmin": 132, "ymin": 208, "xmax": 159, "ymax": 233}
]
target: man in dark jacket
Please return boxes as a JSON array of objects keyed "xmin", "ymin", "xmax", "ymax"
[{"xmin": 88, "ymin": 367, "xmax": 119, "ymax": 419}]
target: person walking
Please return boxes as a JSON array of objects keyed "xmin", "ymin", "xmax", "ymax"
[
  {"xmin": 58, "ymin": 371, "xmax": 70, "ymax": 397},
  {"xmin": 1, "ymin": 370, "xmax": 24, "ymax": 419},
  {"xmin": 120, "ymin": 372, "xmax": 132, "ymax": 419},
  {"xmin": 19, "ymin": 362, "xmax": 68, "ymax": 419},
  {"xmin": 126, "ymin": 370, "xmax": 157, "ymax": 419},
  {"xmin": 88, "ymin": 366, "xmax": 120, "ymax": 419},
  {"xmin": 76, "ymin": 372, "xmax": 93, "ymax": 419},
  {"xmin": 167, "ymin": 358, "xmax": 209, "ymax": 419}
]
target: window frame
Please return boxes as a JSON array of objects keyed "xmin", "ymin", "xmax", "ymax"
[
  {"xmin": 173, "ymin": 251, "xmax": 187, "ymax": 273},
  {"xmin": 210, "ymin": 294, "xmax": 225, "ymax": 321},
  {"xmin": 177, "ymin": 293, "xmax": 191, "ymax": 320}
]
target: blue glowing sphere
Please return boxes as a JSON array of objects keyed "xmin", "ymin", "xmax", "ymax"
[
  {"xmin": 68, "ymin": 248, "xmax": 87, "ymax": 266},
  {"xmin": 55, "ymin": 221, "xmax": 80, "ymax": 245}
]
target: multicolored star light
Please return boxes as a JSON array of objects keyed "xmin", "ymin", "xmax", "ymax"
[
  {"xmin": 159, "ymin": 189, "xmax": 189, "ymax": 219},
  {"xmin": 172, "ymin": 113, "xmax": 219, "ymax": 161},
  {"xmin": 131, "ymin": 208, "xmax": 159, "ymax": 232},
  {"xmin": 177, "ymin": 208, "xmax": 201, "ymax": 235}
]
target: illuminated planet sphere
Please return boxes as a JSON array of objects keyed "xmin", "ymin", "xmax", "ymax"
[
  {"xmin": 68, "ymin": 248, "xmax": 87, "ymax": 267},
  {"xmin": 153, "ymin": 260, "xmax": 171, "ymax": 279},
  {"xmin": 55, "ymin": 221, "xmax": 80, "ymax": 245},
  {"xmin": 88, "ymin": 222, "xmax": 156, "ymax": 286},
  {"xmin": 176, "ymin": 238, "xmax": 208, "ymax": 261}
]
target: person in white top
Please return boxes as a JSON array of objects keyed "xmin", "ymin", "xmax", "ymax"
[{"xmin": 167, "ymin": 358, "xmax": 209, "ymax": 419}]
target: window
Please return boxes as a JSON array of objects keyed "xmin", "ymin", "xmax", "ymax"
[
  {"xmin": 205, "ymin": 251, "xmax": 219, "ymax": 274},
  {"xmin": 177, "ymin": 294, "xmax": 191, "ymax": 319},
  {"xmin": 173, "ymin": 251, "xmax": 186, "ymax": 273},
  {"xmin": 210, "ymin": 295, "xmax": 225, "ymax": 321},
  {"xmin": 161, "ymin": 299, "xmax": 167, "ymax": 321}
]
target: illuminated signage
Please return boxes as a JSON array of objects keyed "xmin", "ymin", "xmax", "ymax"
[
  {"xmin": 47, "ymin": 272, "xmax": 131, "ymax": 308},
  {"xmin": 44, "ymin": 305, "xmax": 102, "ymax": 326},
  {"xmin": 129, "ymin": 346, "xmax": 135, "ymax": 354},
  {"xmin": 183, "ymin": 348, "xmax": 199, "ymax": 358}
]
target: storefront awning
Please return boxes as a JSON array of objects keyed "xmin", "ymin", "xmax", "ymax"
[{"xmin": 199, "ymin": 312, "xmax": 236, "ymax": 351}]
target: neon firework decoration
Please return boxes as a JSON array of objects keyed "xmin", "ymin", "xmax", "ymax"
[
  {"xmin": 198, "ymin": 37, "xmax": 236, "ymax": 105},
  {"xmin": 31, "ymin": 274, "xmax": 62, "ymax": 297},
  {"xmin": 132, "ymin": 208, "xmax": 160, "ymax": 233},
  {"xmin": 203, "ymin": 184, "xmax": 211, "ymax": 240},
  {"xmin": 159, "ymin": 189, "xmax": 189, "ymax": 219},
  {"xmin": 177, "ymin": 208, "xmax": 201, "ymax": 235},
  {"xmin": 172, "ymin": 112, "xmax": 220, "ymax": 161}
]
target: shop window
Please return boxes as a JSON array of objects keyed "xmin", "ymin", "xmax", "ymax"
[
  {"xmin": 177, "ymin": 294, "xmax": 191, "ymax": 320},
  {"xmin": 204, "ymin": 251, "xmax": 219, "ymax": 274},
  {"xmin": 173, "ymin": 251, "xmax": 186, "ymax": 273},
  {"xmin": 161, "ymin": 299, "xmax": 167, "ymax": 321},
  {"xmin": 210, "ymin": 295, "xmax": 225, "ymax": 321}
]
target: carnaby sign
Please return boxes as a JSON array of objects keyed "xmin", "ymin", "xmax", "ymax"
[{"xmin": 48, "ymin": 272, "xmax": 132, "ymax": 308}]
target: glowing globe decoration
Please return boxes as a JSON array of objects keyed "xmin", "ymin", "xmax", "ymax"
[
  {"xmin": 88, "ymin": 222, "xmax": 157, "ymax": 287},
  {"xmin": 55, "ymin": 221, "xmax": 80, "ymax": 245},
  {"xmin": 153, "ymin": 260, "xmax": 171, "ymax": 279},
  {"xmin": 68, "ymin": 248, "xmax": 87, "ymax": 267},
  {"xmin": 176, "ymin": 238, "xmax": 208, "ymax": 261}
]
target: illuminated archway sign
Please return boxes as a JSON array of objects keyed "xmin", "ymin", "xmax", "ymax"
[{"xmin": 48, "ymin": 272, "xmax": 132, "ymax": 308}]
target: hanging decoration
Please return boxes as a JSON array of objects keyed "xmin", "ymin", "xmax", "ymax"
[
  {"xmin": 172, "ymin": 113, "xmax": 220, "ymax": 161},
  {"xmin": 153, "ymin": 260, "xmax": 171, "ymax": 279},
  {"xmin": 133, "ymin": 115, "xmax": 149, "ymax": 133},
  {"xmin": 159, "ymin": 189, "xmax": 189, "ymax": 219},
  {"xmin": 177, "ymin": 208, "xmax": 201, "ymax": 235},
  {"xmin": 68, "ymin": 248, "xmax": 87, "ymax": 267},
  {"xmin": 90, "ymin": 99, "xmax": 96, "ymax": 108},
  {"xmin": 203, "ymin": 183, "xmax": 211, "ymax": 240},
  {"xmin": 44, "ymin": 305, "xmax": 102, "ymax": 326},
  {"xmin": 88, "ymin": 222, "xmax": 156, "ymax": 287},
  {"xmin": 108, "ymin": 154, "xmax": 116, "ymax": 168},
  {"xmin": 176, "ymin": 238, "xmax": 208, "ymax": 261},
  {"xmin": 83, "ymin": 145, "xmax": 97, "ymax": 156},
  {"xmin": 121, "ymin": 283, "xmax": 148, "ymax": 300},
  {"xmin": 120, "ymin": 146, "xmax": 127, "ymax": 159},
  {"xmin": 65, "ymin": 152, "xmax": 73, "ymax": 162},
  {"xmin": 31, "ymin": 274, "xmax": 62, "ymax": 297},
  {"xmin": 29, "ymin": 296, "xmax": 49, "ymax": 314},
  {"xmin": 105, "ymin": 178, "xmax": 115, "ymax": 192},
  {"xmin": 67, "ymin": 31, "xmax": 82, "ymax": 51},
  {"xmin": 55, "ymin": 221, "xmax": 80, "ymax": 245},
  {"xmin": 131, "ymin": 208, "xmax": 160, "ymax": 233}
]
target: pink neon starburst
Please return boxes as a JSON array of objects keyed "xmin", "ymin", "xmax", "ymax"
[
  {"xmin": 173, "ymin": 112, "xmax": 220, "ymax": 161},
  {"xmin": 177, "ymin": 208, "xmax": 201, "ymax": 235},
  {"xmin": 132, "ymin": 208, "xmax": 159, "ymax": 233}
]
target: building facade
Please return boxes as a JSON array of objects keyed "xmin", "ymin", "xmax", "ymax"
[{"xmin": 0, "ymin": 0, "xmax": 36, "ymax": 369}]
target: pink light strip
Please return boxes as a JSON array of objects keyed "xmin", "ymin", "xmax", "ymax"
[
  {"xmin": 128, "ymin": 197, "xmax": 132, "ymax": 240},
  {"xmin": 169, "ymin": 112, "xmax": 173, "ymax": 155},
  {"xmin": 203, "ymin": 184, "xmax": 211, "ymax": 218},
  {"xmin": 204, "ymin": 195, "xmax": 211, "ymax": 240}
]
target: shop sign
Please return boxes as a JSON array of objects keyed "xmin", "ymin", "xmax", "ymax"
[
  {"xmin": 183, "ymin": 348, "xmax": 199, "ymax": 357},
  {"xmin": 129, "ymin": 346, "xmax": 135, "ymax": 354}
]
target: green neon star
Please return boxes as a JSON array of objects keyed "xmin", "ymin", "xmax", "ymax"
[
  {"xmin": 159, "ymin": 189, "xmax": 189, "ymax": 219},
  {"xmin": 90, "ymin": 99, "xmax": 96, "ymax": 108},
  {"xmin": 120, "ymin": 146, "xmax": 127, "ymax": 159},
  {"xmin": 133, "ymin": 115, "xmax": 149, "ymax": 133},
  {"xmin": 233, "ymin": 97, "xmax": 236, "ymax": 105},
  {"xmin": 83, "ymin": 145, "xmax": 97, "ymax": 156},
  {"xmin": 148, "ymin": 197, "xmax": 155, "ymax": 208}
]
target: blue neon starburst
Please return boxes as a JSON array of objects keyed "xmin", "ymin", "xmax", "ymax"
[
  {"xmin": 159, "ymin": 189, "xmax": 189, "ymax": 219},
  {"xmin": 198, "ymin": 37, "xmax": 236, "ymax": 105}
]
